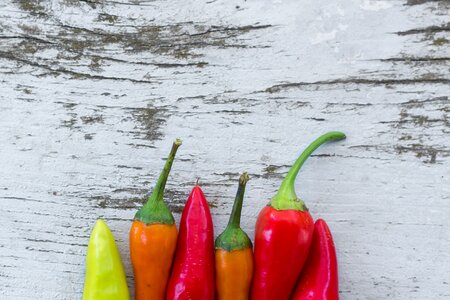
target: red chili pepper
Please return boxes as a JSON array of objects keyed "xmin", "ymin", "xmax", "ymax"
[
  {"xmin": 291, "ymin": 219, "xmax": 339, "ymax": 300},
  {"xmin": 166, "ymin": 184, "xmax": 215, "ymax": 300},
  {"xmin": 251, "ymin": 131, "xmax": 345, "ymax": 300}
]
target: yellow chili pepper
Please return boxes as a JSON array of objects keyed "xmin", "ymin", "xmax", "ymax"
[
  {"xmin": 215, "ymin": 173, "xmax": 253, "ymax": 300},
  {"xmin": 83, "ymin": 219, "xmax": 130, "ymax": 300}
]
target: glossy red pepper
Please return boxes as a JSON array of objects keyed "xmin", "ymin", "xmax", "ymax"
[
  {"xmin": 166, "ymin": 184, "xmax": 215, "ymax": 300},
  {"xmin": 251, "ymin": 132, "xmax": 345, "ymax": 300},
  {"xmin": 291, "ymin": 219, "xmax": 339, "ymax": 300}
]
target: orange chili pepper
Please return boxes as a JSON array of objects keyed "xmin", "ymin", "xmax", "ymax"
[
  {"xmin": 130, "ymin": 139, "xmax": 181, "ymax": 300},
  {"xmin": 215, "ymin": 173, "xmax": 253, "ymax": 300}
]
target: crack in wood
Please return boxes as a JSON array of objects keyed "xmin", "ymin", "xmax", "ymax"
[
  {"xmin": 0, "ymin": 50, "xmax": 156, "ymax": 83},
  {"xmin": 380, "ymin": 57, "xmax": 450, "ymax": 62},
  {"xmin": 396, "ymin": 23, "xmax": 450, "ymax": 35},
  {"xmin": 264, "ymin": 77, "xmax": 450, "ymax": 93},
  {"xmin": 406, "ymin": 0, "xmax": 450, "ymax": 5}
]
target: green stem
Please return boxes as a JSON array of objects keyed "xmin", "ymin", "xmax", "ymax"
[
  {"xmin": 215, "ymin": 172, "xmax": 252, "ymax": 251},
  {"xmin": 270, "ymin": 131, "xmax": 345, "ymax": 211},
  {"xmin": 134, "ymin": 139, "xmax": 182, "ymax": 224},
  {"xmin": 227, "ymin": 172, "xmax": 250, "ymax": 229},
  {"xmin": 150, "ymin": 139, "xmax": 182, "ymax": 203}
]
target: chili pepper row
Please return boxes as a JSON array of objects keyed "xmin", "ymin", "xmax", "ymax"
[{"xmin": 82, "ymin": 131, "xmax": 344, "ymax": 300}]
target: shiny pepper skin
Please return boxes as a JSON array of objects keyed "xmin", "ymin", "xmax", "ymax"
[
  {"xmin": 166, "ymin": 185, "xmax": 215, "ymax": 300},
  {"xmin": 83, "ymin": 219, "xmax": 129, "ymax": 300},
  {"xmin": 291, "ymin": 219, "xmax": 339, "ymax": 300},
  {"xmin": 251, "ymin": 207, "xmax": 314, "ymax": 300},
  {"xmin": 130, "ymin": 222, "xmax": 177, "ymax": 300},
  {"xmin": 215, "ymin": 248, "xmax": 254, "ymax": 300}
]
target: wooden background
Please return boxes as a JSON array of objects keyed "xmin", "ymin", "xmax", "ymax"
[{"xmin": 0, "ymin": 0, "xmax": 449, "ymax": 299}]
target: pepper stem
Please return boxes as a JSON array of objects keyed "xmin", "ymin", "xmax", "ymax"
[
  {"xmin": 270, "ymin": 132, "xmax": 345, "ymax": 211},
  {"xmin": 151, "ymin": 139, "xmax": 182, "ymax": 203},
  {"xmin": 215, "ymin": 172, "xmax": 252, "ymax": 251},
  {"xmin": 134, "ymin": 139, "xmax": 182, "ymax": 224},
  {"xmin": 227, "ymin": 172, "xmax": 250, "ymax": 229}
]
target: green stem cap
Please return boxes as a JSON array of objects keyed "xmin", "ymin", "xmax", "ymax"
[
  {"xmin": 270, "ymin": 131, "xmax": 346, "ymax": 211},
  {"xmin": 215, "ymin": 172, "xmax": 252, "ymax": 251},
  {"xmin": 134, "ymin": 139, "xmax": 182, "ymax": 224}
]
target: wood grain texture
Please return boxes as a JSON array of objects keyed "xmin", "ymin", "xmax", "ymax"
[{"xmin": 0, "ymin": 0, "xmax": 448, "ymax": 299}]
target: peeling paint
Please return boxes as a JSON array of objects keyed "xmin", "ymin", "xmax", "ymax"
[{"xmin": 0, "ymin": 0, "xmax": 449, "ymax": 299}]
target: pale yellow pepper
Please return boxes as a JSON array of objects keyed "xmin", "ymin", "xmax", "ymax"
[{"xmin": 83, "ymin": 219, "xmax": 130, "ymax": 300}]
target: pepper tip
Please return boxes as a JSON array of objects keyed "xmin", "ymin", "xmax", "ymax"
[
  {"xmin": 92, "ymin": 218, "xmax": 110, "ymax": 233},
  {"xmin": 329, "ymin": 131, "xmax": 346, "ymax": 140}
]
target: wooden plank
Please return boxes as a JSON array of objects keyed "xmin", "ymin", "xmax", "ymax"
[{"xmin": 0, "ymin": 0, "xmax": 448, "ymax": 299}]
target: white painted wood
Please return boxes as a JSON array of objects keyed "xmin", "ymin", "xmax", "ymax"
[{"xmin": 0, "ymin": 0, "xmax": 449, "ymax": 299}]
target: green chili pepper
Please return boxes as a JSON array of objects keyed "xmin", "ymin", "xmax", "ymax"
[{"xmin": 83, "ymin": 219, "xmax": 130, "ymax": 300}]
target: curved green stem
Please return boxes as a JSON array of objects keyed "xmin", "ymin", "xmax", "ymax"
[
  {"xmin": 227, "ymin": 172, "xmax": 250, "ymax": 229},
  {"xmin": 270, "ymin": 131, "xmax": 345, "ymax": 211},
  {"xmin": 134, "ymin": 139, "xmax": 182, "ymax": 224},
  {"xmin": 151, "ymin": 139, "xmax": 182, "ymax": 203}
]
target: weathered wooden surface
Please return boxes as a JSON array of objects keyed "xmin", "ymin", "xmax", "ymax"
[{"xmin": 0, "ymin": 0, "xmax": 449, "ymax": 299}]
